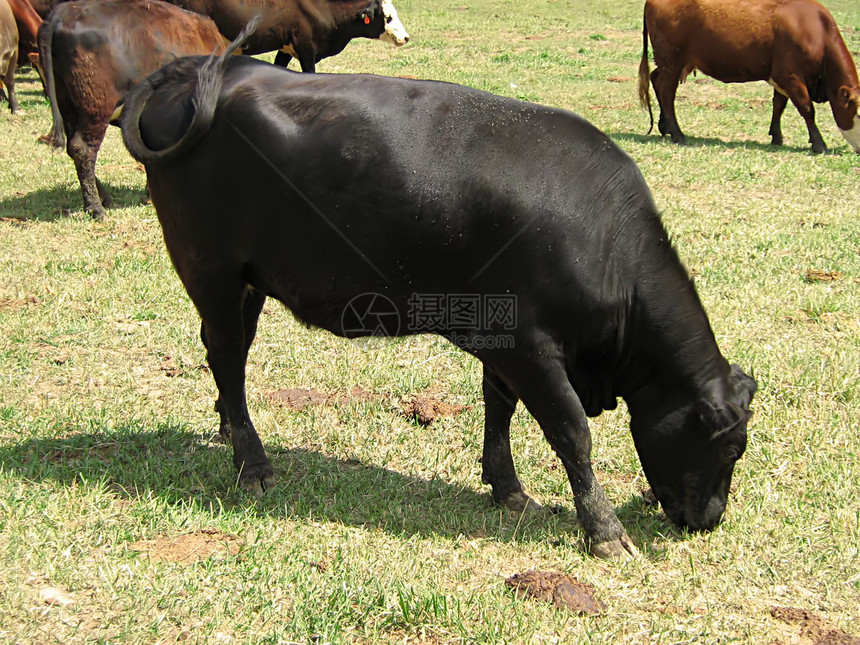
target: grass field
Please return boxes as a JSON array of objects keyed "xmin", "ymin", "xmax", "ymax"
[{"xmin": 1, "ymin": 0, "xmax": 859, "ymax": 642}]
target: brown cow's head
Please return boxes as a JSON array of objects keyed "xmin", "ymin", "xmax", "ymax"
[{"xmin": 836, "ymin": 86, "xmax": 860, "ymax": 153}]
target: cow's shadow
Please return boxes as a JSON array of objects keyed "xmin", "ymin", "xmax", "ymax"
[
  {"xmin": 0, "ymin": 422, "xmax": 678, "ymax": 551},
  {"xmin": 0, "ymin": 184, "xmax": 148, "ymax": 221},
  {"xmin": 612, "ymin": 131, "xmax": 817, "ymax": 154}
]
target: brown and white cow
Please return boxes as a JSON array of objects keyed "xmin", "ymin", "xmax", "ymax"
[
  {"xmin": 169, "ymin": 0, "xmax": 408, "ymax": 72},
  {"xmin": 638, "ymin": 0, "xmax": 860, "ymax": 153},
  {"xmin": 38, "ymin": 0, "xmax": 229, "ymax": 218},
  {"xmin": 0, "ymin": 0, "xmax": 18, "ymax": 113}
]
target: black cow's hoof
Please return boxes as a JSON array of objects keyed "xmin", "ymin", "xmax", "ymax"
[
  {"xmin": 501, "ymin": 490, "xmax": 543, "ymax": 513},
  {"xmin": 589, "ymin": 534, "xmax": 640, "ymax": 560},
  {"xmin": 239, "ymin": 463, "xmax": 275, "ymax": 498},
  {"xmin": 90, "ymin": 209, "xmax": 106, "ymax": 221}
]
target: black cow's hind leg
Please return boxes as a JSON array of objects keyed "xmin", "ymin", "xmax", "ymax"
[
  {"xmin": 204, "ymin": 287, "xmax": 267, "ymax": 444},
  {"xmin": 198, "ymin": 284, "xmax": 272, "ymax": 496},
  {"xmin": 502, "ymin": 357, "xmax": 638, "ymax": 560},
  {"xmin": 480, "ymin": 366, "xmax": 541, "ymax": 512}
]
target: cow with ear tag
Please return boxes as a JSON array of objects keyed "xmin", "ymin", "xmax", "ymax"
[
  {"xmin": 166, "ymin": 0, "xmax": 409, "ymax": 72},
  {"xmin": 121, "ymin": 21, "xmax": 757, "ymax": 560}
]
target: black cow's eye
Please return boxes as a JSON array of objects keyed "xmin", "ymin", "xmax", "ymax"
[
  {"xmin": 722, "ymin": 444, "xmax": 739, "ymax": 462},
  {"xmin": 387, "ymin": 15, "xmax": 392, "ymax": 23}
]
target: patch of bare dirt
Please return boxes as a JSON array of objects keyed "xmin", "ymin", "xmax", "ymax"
[
  {"xmin": 805, "ymin": 269, "xmax": 843, "ymax": 282},
  {"xmin": 128, "ymin": 528, "xmax": 241, "ymax": 564},
  {"xmin": 400, "ymin": 394, "xmax": 470, "ymax": 426},
  {"xmin": 505, "ymin": 570, "xmax": 603, "ymax": 615},
  {"xmin": 0, "ymin": 295, "xmax": 40, "ymax": 309},
  {"xmin": 771, "ymin": 607, "xmax": 860, "ymax": 644},
  {"xmin": 607, "ymin": 76, "xmax": 634, "ymax": 83},
  {"xmin": 268, "ymin": 387, "xmax": 331, "ymax": 410},
  {"xmin": 0, "ymin": 215, "xmax": 31, "ymax": 225},
  {"xmin": 267, "ymin": 385, "xmax": 374, "ymax": 410},
  {"xmin": 46, "ymin": 442, "xmax": 119, "ymax": 464}
]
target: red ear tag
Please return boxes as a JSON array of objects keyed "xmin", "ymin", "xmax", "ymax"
[{"xmin": 364, "ymin": 14, "xmax": 371, "ymax": 24}]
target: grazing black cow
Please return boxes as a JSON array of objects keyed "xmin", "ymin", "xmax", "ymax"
[
  {"xmin": 168, "ymin": 0, "xmax": 408, "ymax": 72},
  {"xmin": 121, "ymin": 31, "xmax": 757, "ymax": 559},
  {"xmin": 0, "ymin": 0, "xmax": 20, "ymax": 113},
  {"xmin": 38, "ymin": 0, "xmax": 228, "ymax": 218}
]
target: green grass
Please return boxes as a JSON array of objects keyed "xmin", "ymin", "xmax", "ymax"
[{"xmin": 1, "ymin": 0, "xmax": 859, "ymax": 642}]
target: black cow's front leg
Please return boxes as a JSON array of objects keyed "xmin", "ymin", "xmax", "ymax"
[
  {"xmin": 480, "ymin": 367, "xmax": 541, "ymax": 512},
  {"xmin": 273, "ymin": 51, "xmax": 292, "ymax": 68},
  {"xmin": 197, "ymin": 285, "xmax": 272, "ymax": 496},
  {"xmin": 503, "ymin": 357, "xmax": 638, "ymax": 560}
]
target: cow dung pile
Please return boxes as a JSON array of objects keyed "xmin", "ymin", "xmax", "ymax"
[{"xmin": 505, "ymin": 570, "xmax": 604, "ymax": 615}]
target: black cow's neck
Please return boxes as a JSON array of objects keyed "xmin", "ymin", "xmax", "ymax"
[{"xmin": 619, "ymin": 224, "xmax": 729, "ymax": 410}]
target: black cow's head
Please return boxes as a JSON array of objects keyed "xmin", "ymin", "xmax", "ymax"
[
  {"xmin": 358, "ymin": 0, "xmax": 409, "ymax": 47},
  {"xmin": 630, "ymin": 363, "xmax": 757, "ymax": 532}
]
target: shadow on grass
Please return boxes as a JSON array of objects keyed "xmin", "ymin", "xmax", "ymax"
[
  {"xmin": 0, "ymin": 183, "xmax": 148, "ymax": 221},
  {"xmin": 611, "ymin": 130, "xmax": 814, "ymax": 154},
  {"xmin": 0, "ymin": 421, "xmax": 676, "ymax": 550}
]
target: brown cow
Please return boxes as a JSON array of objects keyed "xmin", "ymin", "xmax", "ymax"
[
  {"xmin": 0, "ymin": 0, "xmax": 18, "ymax": 113},
  {"xmin": 38, "ymin": 0, "xmax": 229, "ymax": 219},
  {"xmin": 169, "ymin": 0, "xmax": 408, "ymax": 72},
  {"xmin": 8, "ymin": 0, "xmax": 40, "ymax": 60},
  {"xmin": 639, "ymin": 0, "xmax": 860, "ymax": 154},
  {"xmin": 30, "ymin": 0, "xmax": 408, "ymax": 72}
]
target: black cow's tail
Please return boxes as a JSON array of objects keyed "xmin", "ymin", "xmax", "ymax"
[
  {"xmin": 39, "ymin": 7, "xmax": 66, "ymax": 150},
  {"xmin": 121, "ymin": 14, "xmax": 261, "ymax": 165},
  {"xmin": 638, "ymin": 7, "xmax": 654, "ymax": 135}
]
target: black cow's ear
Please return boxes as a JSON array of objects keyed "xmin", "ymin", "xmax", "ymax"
[
  {"xmin": 730, "ymin": 363, "xmax": 757, "ymax": 407},
  {"xmin": 698, "ymin": 399, "xmax": 745, "ymax": 437}
]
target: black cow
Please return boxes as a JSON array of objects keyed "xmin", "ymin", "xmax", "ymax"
[
  {"xmin": 168, "ymin": 0, "xmax": 408, "ymax": 72},
  {"xmin": 121, "ymin": 31, "xmax": 757, "ymax": 559}
]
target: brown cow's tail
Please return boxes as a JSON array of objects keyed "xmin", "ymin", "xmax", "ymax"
[
  {"xmin": 638, "ymin": 7, "xmax": 654, "ymax": 135},
  {"xmin": 121, "ymin": 14, "xmax": 261, "ymax": 165},
  {"xmin": 38, "ymin": 7, "xmax": 66, "ymax": 150}
]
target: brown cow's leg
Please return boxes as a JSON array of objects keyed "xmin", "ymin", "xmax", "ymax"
[
  {"xmin": 197, "ymin": 283, "xmax": 273, "ymax": 495},
  {"xmin": 769, "ymin": 89, "xmax": 788, "ymax": 146},
  {"xmin": 776, "ymin": 76, "xmax": 826, "ymax": 153},
  {"xmin": 2, "ymin": 59, "xmax": 20, "ymax": 114},
  {"xmin": 495, "ymin": 355, "xmax": 638, "ymax": 560},
  {"xmin": 480, "ymin": 367, "xmax": 541, "ymax": 512},
  {"xmin": 651, "ymin": 67, "xmax": 685, "ymax": 144},
  {"xmin": 67, "ymin": 127, "xmax": 108, "ymax": 219}
]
